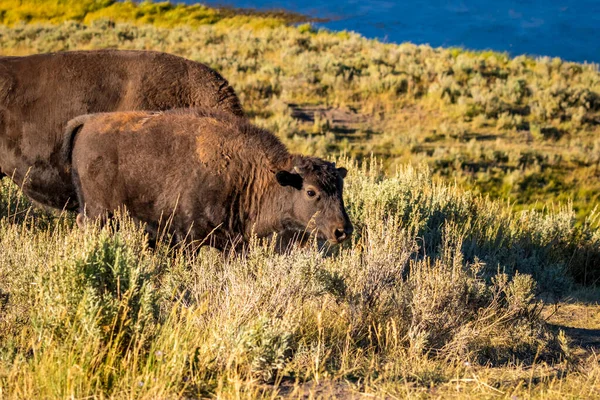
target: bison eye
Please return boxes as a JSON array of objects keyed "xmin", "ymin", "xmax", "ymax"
[{"xmin": 307, "ymin": 190, "xmax": 316, "ymax": 198}]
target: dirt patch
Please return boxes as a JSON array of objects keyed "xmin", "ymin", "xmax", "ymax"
[
  {"xmin": 288, "ymin": 103, "xmax": 371, "ymax": 136},
  {"xmin": 288, "ymin": 104, "xmax": 367, "ymax": 126},
  {"xmin": 559, "ymin": 326, "xmax": 600, "ymax": 348},
  {"xmin": 544, "ymin": 302, "xmax": 600, "ymax": 352},
  {"xmin": 275, "ymin": 380, "xmax": 366, "ymax": 399}
]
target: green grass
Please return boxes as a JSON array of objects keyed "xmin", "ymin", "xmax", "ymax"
[
  {"xmin": 0, "ymin": 0, "xmax": 304, "ymax": 29},
  {"xmin": 1, "ymin": 2, "xmax": 600, "ymax": 397}
]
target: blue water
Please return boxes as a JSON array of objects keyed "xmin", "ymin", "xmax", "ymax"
[{"xmin": 199, "ymin": 0, "xmax": 600, "ymax": 63}]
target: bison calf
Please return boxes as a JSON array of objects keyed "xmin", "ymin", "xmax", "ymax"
[{"xmin": 63, "ymin": 109, "xmax": 353, "ymax": 251}]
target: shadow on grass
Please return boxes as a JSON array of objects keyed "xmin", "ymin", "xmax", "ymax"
[{"xmin": 549, "ymin": 325, "xmax": 600, "ymax": 351}]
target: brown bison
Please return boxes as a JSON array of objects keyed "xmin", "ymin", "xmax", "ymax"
[
  {"xmin": 62, "ymin": 109, "xmax": 353, "ymax": 250},
  {"xmin": 0, "ymin": 50, "xmax": 243, "ymax": 210}
]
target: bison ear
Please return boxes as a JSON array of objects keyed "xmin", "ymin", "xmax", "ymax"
[
  {"xmin": 276, "ymin": 171, "xmax": 303, "ymax": 190},
  {"xmin": 337, "ymin": 167, "xmax": 348, "ymax": 179}
]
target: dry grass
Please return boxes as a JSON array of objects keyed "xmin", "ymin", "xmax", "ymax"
[
  {"xmin": 0, "ymin": 0, "xmax": 304, "ymax": 29},
  {"xmin": 0, "ymin": 162, "xmax": 598, "ymax": 398},
  {"xmin": 1, "ymin": 3, "xmax": 599, "ymax": 397}
]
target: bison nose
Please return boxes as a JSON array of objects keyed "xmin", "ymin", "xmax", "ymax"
[
  {"xmin": 334, "ymin": 229, "xmax": 346, "ymax": 242},
  {"xmin": 334, "ymin": 225, "xmax": 353, "ymax": 243}
]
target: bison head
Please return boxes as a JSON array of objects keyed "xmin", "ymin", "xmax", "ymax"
[{"xmin": 276, "ymin": 157, "xmax": 353, "ymax": 244}]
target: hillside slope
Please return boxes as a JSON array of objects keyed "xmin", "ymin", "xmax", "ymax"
[
  {"xmin": 3, "ymin": 0, "xmax": 600, "ymax": 221},
  {"xmin": 0, "ymin": 2, "xmax": 599, "ymax": 397}
]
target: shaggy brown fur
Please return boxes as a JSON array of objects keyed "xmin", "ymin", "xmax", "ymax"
[
  {"xmin": 63, "ymin": 108, "xmax": 353, "ymax": 251},
  {"xmin": 0, "ymin": 50, "xmax": 243, "ymax": 210}
]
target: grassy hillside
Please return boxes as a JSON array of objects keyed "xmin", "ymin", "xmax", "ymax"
[
  {"xmin": 2, "ymin": 2, "xmax": 599, "ymax": 220},
  {"xmin": 0, "ymin": 1, "xmax": 599, "ymax": 398},
  {"xmin": 0, "ymin": 0, "xmax": 306, "ymax": 28}
]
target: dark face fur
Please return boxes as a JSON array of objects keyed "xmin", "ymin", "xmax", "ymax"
[{"xmin": 276, "ymin": 158, "xmax": 353, "ymax": 244}]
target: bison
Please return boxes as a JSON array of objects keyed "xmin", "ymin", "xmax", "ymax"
[
  {"xmin": 62, "ymin": 108, "xmax": 353, "ymax": 250},
  {"xmin": 0, "ymin": 50, "xmax": 243, "ymax": 210}
]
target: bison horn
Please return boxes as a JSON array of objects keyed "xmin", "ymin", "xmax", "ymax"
[{"xmin": 293, "ymin": 166, "xmax": 303, "ymax": 176}]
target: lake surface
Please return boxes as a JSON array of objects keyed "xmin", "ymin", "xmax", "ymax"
[{"xmin": 199, "ymin": 0, "xmax": 600, "ymax": 63}]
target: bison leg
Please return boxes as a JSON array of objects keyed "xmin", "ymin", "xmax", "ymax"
[
  {"xmin": 76, "ymin": 213, "xmax": 86, "ymax": 229},
  {"xmin": 132, "ymin": 217, "xmax": 163, "ymax": 249},
  {"xmin": 71, "ymin": 165, "xmax": 110, "ymax": 230},
  {"xmin": 75, "ymin": 208, "xmax": 110, "ymax": 230}
]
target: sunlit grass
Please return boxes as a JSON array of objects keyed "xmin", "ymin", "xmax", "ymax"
[
  {"xmin": 0, "ymin": 0, "xmax": 296, "ymax": 28},
  {"xmin": 0, "ymin": 162, "xmax": 597, "ymax": 398},
  {"xmin": 1, "ymin": 2, "xmax": 600, "ymax": 397}
]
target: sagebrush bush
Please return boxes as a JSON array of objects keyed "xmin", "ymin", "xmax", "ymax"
[{"xmin": 0, "ymin": 160, "xmax": 594, "ymax": 397}]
